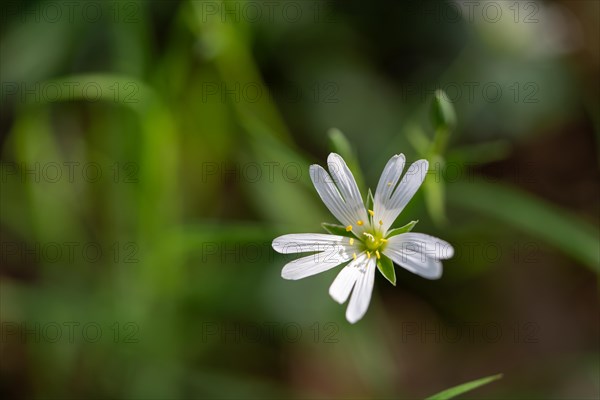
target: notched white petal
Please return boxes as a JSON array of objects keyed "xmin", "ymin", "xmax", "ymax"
[
  {"xmin": 383, "ymin": 232, "xmax": 452, "ymax": 280},
  {"xmin": 309, "ymin": 164, "xmax": 354, "ymax": 227},
  {"xmin": 384, "ymin": 251, "xmax": 442, "ymax": 280},
  {"xmin": 281, "ymin": 251, "xmax": 349, "ymax": 280},
  {"xmin": 272, "ymin": 233, "xmax": 349, "ymax": 254},
  {"xmin": 327, "ymin": 153, "xmax": 360, "ymax": 202},
  {"xmin": 378, "ymin": 159, "xmax": 429, "ymax": 232},
  {"xmin": 374, "ymin": 154, "xmax": 406, "ymax": 230},
  {"xmin": 345, "ymin": 257, "xmax": 376, "ymax": 324},
  {"xmin": 387, "ymin": 232, "xmax": 454, "ymax": 259},
  {"xmin": 329, "ymin": 253, "xmax": 366, "ymax": 304},
  {"xmin": 327, "ymin": 153, "xmax": 369, "ymax": 225}
]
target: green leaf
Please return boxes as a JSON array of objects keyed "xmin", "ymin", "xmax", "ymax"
[
  {"xmin": 431, "ymin": 89, "xmax": 457, "ymax": 132},
  {"xmin": 406, "ymin": 124, "xmax": 431, "ymax": 157},
  {"xmin": 425, "ymin": 373, "xmax": 503, "ymax": 400},
  {"xmin": 321, "ymin": 222, "xmax": 355, "ymax": 238},
  {"xmin": 423, "ymin": 154, "xmax": 447, "ymax": 226},
  {"xmin": 448, "ymin": 180, "xmax": 600, "ymax": 272},
  {"xmin": 449, "ymin": 140, "xmax": 512, "ymax": 164},
  {"xmin": 328, "ymin": 127, "xmax": 353, "ymax": 160},
  {"xmin": 386, "ymin": 220, "xmax": 418, "ymax": 238},
  {"xmin": 366, "ymin": 189, "xmax": 374, "ymax": 212},
  {"xmin": 376, "ymin": 255, "xmax": 396, "ymax": 286}
]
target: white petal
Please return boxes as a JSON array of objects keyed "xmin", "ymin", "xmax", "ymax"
[
  {"xmin": 327, "ymin": 153, "xmax": 369, "ymax": 223},
  {"xmin": 281, "ymin": 250, "xmax": 350, "ymax": 280},
  {"xmin": 383, "ymin": 233, "xmax": 453, "ymax": 280},
  {"xmin": 379, "ymin": 159, "xmax": 428, "ymax": 233},
  {"xmin": 272, "ymin": 233, "xmax": 352, "ymax": 254},
  {"xmin": 384, "ymin": 250, "xmax": 442, "ymax": 279},
  {"xmin": 373, "ymin": 154, "xmax": 405, "ymax": 228},
  {"xmin": 345, "ymin": 257, "xmax": 377, "ymax": 324},
  {"xmin": 387, "ymin": 232, "xmax": 454, "ymax": 259},
  {"xmin": 309, "ymin": 154, "xmax": 369, "ymax": 234},
  {"xmin": 309, "ymin": 164, "xmax": 355, "ymax": 227},
  {"xmin": 329, "ymin": 252, "xmax": 367, "ymax": 304}
]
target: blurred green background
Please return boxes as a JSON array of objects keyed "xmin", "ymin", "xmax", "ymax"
[{"xmin": 1, "ymin": 0, "xmax": 598, "ymax": 398}]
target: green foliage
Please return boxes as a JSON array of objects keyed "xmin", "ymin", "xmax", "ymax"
[
  {"xmin": 448, "ymin": 180, "xmax": 600, "ymax": 272},
  {"xmin": 328, "ymin": 128, "xmax": 366, "ymax": 193},
  {"xmin": 366, "ymin": 188, "xmax": 374, "ymax": 211},
  {"xmin": 425, "ymin": 373, "xmax": 503, "ymax": 400},
  {"xmin": 322, "ymin": 222, "xmax": 355, "ymax": 238},
  {"xmin": 376, "ymin": 255, "xmax": 396, "ymax": 286},
  {"xmin": 386, "ymin": 220, "xmax": 419, "ymax": 238},
  {"xmin": 408, "ymin": 89, "xmax": 458, "ymax": 226},
  {"xmin": 431, "ymin": 89, "xmax": 457, "ymax": 133},
  {"xmin": 1, "ymin": 1, "xmax": 597, "ymax": 398}
]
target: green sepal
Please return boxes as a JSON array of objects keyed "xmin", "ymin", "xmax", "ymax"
[
  {"xmin": 431, "ymin": 89, "xmax": 456, "ymax": 132},
  {"xmin": 377, "ymin": 254, "xmax": 396, "ymax": 286},
  {"xmin": 321, "ymin": 222, "xmax": 355, "ymax": 238},
  {"xmin": 386, "ymin": 220, "xmax": 418, "ymax": 238},
  {"xmin": 366, "ymin": 189, "xmax": 374, "ymax": 212}
]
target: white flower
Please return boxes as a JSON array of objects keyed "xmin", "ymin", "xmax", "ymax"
[{"xmin": 272, "ymin": 153, "xmax": 454, "ymax": 324}]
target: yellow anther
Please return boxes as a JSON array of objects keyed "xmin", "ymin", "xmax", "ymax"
[
  {"xmin": 346, "ymin": 225, "xmax": 353, "ymax": 232},
  {"xmin": 366, "ymin": 251, "xmax": 371, "ymax": 259},
  {"xmin": 353, "ymin": 253, "xmax": 357, "ymax": 260},
  {"xmin": 368, "ymin": 209, "xmax": 375, "ymax": 217},
  {"xmin": 375, "ymin": 250, "xmax": 381, "ymax": 259},
  {"xmin": 357, "ymin": 220, "xmax": 364, "ymax": 226},
  {"xmin": 379, "ymin": 220, "xmax": 383, "ymax": 225},
  {"xmin": 349, "ymin": 238, "xmax": 354, "ymax": 245},
  {"xmin": 380, "ymin": 238, "xmax": 388, "ymax": 243},
  {"xmin": 387, "ymin": 182, "xmax": 392, "ymax": 186}
]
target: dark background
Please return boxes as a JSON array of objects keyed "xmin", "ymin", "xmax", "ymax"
[{"xmin": 1, "ymin": 0, "xmax": 598, "ymax": 398}]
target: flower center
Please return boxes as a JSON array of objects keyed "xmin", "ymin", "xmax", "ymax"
[
  {"xmin": 348, "ymin": 215, "xmax": 388, "ymax": 260},
  {"xmin": 360, "ymin": 229, "xmax": 387, "ymax": 260}
]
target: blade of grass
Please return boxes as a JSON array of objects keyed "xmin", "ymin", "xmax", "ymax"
[
  {"xmin": 425, "ymin": 373, "xmax": 503, "ymax": 400},
  {"xmin": 448, "ymin": 179, "xmax": 599, "ymax": 271},
  {"xmin": 189, "ymin": 0, "xmax": 292, "ymax": 144}
]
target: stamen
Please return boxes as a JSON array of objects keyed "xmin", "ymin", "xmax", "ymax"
[
  {"xmin": 349, "ymin": 238, "xmax": 354, "ymax": 245},
  {"xmin": 379, "ymin": 220, "xmax": 383, "ymax": 225},
  {"xmin": 380, "ymin": 238, "xmax": 388, "ymax": 243},
  {"xmin": 345, "ymin": 225, "xmax": 353, "ymax": 232},
  {"xmin": 366, "ymin": 251, "xmax": 371, "ymax": 259},
  {"xmin": 387, "ymin": 182, "xmax": 392, "ymax": 186},
  {"xmin": 363, "ymin": 232, "xmax": 375, "ymax": 242},
  {"xmin": 375, "ymin": 250, "xmax": 381, "ymax": 259},
  {"xmin": 356, "ymin": 220, "xmax": 364, "ymax": 226},
  {"xmin": 368, "ymin": 210, "xmax": 375, "ymax": 217},
  {"xmin": 353, "ymin": 253, "xmax": 357, "ymax": 260}
]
